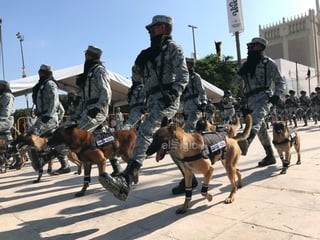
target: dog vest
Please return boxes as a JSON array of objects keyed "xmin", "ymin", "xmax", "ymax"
[
  {"xmin": 181, "ymin": 132, "xmax": 226, "ymax": 163},
  {"xmin": 90, "ymin": 131, "xmax": 116, "ymax": 149},
  {"xmin": 272, "ymin": 128, "xmax": 297, "ymax": 146}
]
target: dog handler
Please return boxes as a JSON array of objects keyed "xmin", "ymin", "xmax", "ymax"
[
  {"xmin": 0, "ymin": 80, "xmax": 23, "ymax": 169},
  {"xmin": 237, "ymin": 37, "xmax": 285, "ymax": 167},
  {"xmin": 29, "ymin": 64, "xmax": 71, "ymax": 174},
  {"xmin": 99, "ymin": 15, "xmax": 189, "ymax": 201}
]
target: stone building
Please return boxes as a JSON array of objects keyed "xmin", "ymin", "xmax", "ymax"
[{"xmin": 259, "ymin": 0, "xmax": 320, "ymax": 88}]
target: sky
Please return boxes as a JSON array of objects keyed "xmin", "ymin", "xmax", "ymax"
[{"xmin": 0, "ymin": 0, "xmax": 317, "ymax": 109}]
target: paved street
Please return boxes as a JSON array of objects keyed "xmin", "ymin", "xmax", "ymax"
[{"xmin": 1, "ymin": 121, "xmax": 320, "ymax": 240}]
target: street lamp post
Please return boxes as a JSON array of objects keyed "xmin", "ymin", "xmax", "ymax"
[
  {"xmin": 16, "ymin": 32, "xmax": 29, "ymax": 109},
  {"xmin": 16, "ymin": 32, "xmax": 26, "ymax": 78},
  {"xmin": 188, "ymin": 24, "xmax": 197, "ymax": 61}
]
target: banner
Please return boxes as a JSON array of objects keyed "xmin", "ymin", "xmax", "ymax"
[{"xmin": 226, "ymin": 0, "xmax": 244, "ymax": 33}]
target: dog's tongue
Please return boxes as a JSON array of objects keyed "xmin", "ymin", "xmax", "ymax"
[{"xmin": 156, "ymin": 148, "xmax": 165, "ymax": 162}]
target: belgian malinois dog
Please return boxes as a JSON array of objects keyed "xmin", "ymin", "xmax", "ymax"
[
  {"xmin": 47, "ymin": 126, "xmax": 136, "ymax": 197},
  {"xmin": 272, "ymin": 121, "xmax": 301, "ymax": 174},
  {"xmin": 12, "ymin": 134, "xmax": 82, "ymax": 183},
  {"xmin": 146, "ymin": 114, "xmax": 252, "ymax": 214}
]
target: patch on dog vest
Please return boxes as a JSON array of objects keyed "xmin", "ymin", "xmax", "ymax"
[
  {"xmin": 201, "ymin": 131, "xmax": 226, "ymax": 156},
  {"xmin": 287, "ymin": 128, "xmax": 297, "ymax": 145},
  {"xmin": 95, "ymin": 132, "xmax": 115, "ymax": 147},
  {"xmin": 288, "ymin": 128, "xmax": 296, "ymax": 142}
]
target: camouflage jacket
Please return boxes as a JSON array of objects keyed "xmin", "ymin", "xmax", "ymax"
[
  {"xmin": 76, "ymin": 64, "xmax": 112, "ymax": 115},
  {"xmin": 0, "ymin": 91, "xmax": 14, "ymax": 120},
  {"xmin": 182, "ymin": 70, "xmax": 207, "ymax": 105},
  {"xmin": 132, "ymin": 35, "xmax": 189, "ymax": 103},
  {"xmin": 237, "ymin": 56, "xmax": 285, "ymax": 98}
]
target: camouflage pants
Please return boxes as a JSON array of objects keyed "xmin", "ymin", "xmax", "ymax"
[
  {"xmin": 77, "ymin": 112, "xmax": 107, "ymax": 133},
  {"xmin": 222, "ymin": 108, "xmax": 235, "ymax": 124},
  {"xmin": 247, "ymin": 92, "xmax": 272, "ymax": 146},
  {"xmin": 122, "ymin": 107, "xmax": 144, "ymax": 130},
  {"xmin": 28, "ymin": 117, "xmax": 58, "ymax": 136},
  {"xmin": 183, "ymin": 100, "xmax": 202, "ymax": 133},
  {"xmin": 0, "ymin": 118, "xmax": 14, "ymax": 141},
  {"xmin": 130, "ymin": 96, "xmax": 180, "ymax": 165}
]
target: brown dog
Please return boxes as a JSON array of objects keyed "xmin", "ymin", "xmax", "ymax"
[
  {"xmin": 13, "ymin": 134, "xmax": 82, "ymax": 183},
  {"xmin": 146, "ymin": 114, "xmax": 252, "ymax": 214},
  {"xmin": 196, "ymin": 114, "xmax": 241, "ymax": 137},
  {"xmin": 47, "ymin": 126, "xmax": 136, "ymax": 197},
  {"xmin": 272, "ymin": 121, "xmax": 301, "ymax": 174}
]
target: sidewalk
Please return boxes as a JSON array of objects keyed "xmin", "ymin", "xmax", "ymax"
[{"xmin": 1, "ymin": 122, "xmax": 320, "ymax": 240}]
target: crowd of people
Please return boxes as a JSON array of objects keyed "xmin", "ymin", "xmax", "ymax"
[{"xmin": 1, "ymin": 14, "xmax": 319, "ymax": 202}]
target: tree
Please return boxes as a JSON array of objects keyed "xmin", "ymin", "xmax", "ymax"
[{"xmin": 195, "ymin": 54, "xmax": 239, "ymax": 95}]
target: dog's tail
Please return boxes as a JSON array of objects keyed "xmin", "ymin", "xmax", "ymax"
[
  {"xmin": 232, "ymin": 114, "xmax": 241, "ymax": 130},
  {"xmin": 232, "ymin": 114, "xmax": 252, "ymax": 141}
]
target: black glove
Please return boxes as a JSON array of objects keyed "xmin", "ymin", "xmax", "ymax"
[
  {"xmin": 41, "ymin": 116, "xmax": 51, "ymax": 123},
  {"xmin": 87, "ymin": 108, "xmax": 100, "ymax": 118},
  {"xmin": 162, "ymin": 90, "xmax": 179, "ymax": 108},
  {"xmin": 269, "ymin": 95, "xmax": 280, "ymax": 105}
]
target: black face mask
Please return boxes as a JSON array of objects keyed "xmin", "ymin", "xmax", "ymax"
[{"xmin": 238, "ymin": 50, "xmax": 263, "ymax": 77}]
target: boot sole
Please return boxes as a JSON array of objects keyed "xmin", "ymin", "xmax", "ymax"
[{"xmin": 99, "ymin": 173, "xmax": 129, "ymax": 201}]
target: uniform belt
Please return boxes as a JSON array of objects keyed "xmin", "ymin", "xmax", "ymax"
[
  {"xmin": 146, "ymin": 83, "xmax": 174, "ymax": 96},
  {"xmin": 245, "ymin": 87, "xmax": 269, "ymax": 98}
]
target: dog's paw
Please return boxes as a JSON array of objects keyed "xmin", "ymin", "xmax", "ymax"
[
  {"xmin": 224, "ymin": 197, "xmax": 234, "ymax": 204},
  {"xmin": 296, "ymin": 160, "xmax": 301, "ymax": 165}
]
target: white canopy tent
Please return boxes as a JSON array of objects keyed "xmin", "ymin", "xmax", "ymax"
[{"xmin": 9, "ymin": 64, "xmax": 224, "ymax": 107}]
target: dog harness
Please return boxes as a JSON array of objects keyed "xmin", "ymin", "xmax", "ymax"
[
  {"xmin": 90, "ymin": 130, "xmax": 116, "ymax": 150},
  {"xmin": 272, "ymin": 128, "xmax": 297, "ymax": 146},
  {"xmin": 181, "ymin": 132, "xmax": 226, "ymax": 163}
]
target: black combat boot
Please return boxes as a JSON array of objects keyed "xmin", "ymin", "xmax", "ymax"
[
  {"xmin": 52, "ymin": 152, "xmax": 71, "ymax": 175},
  {"xmin": 172, "ymin": 174, "xmax": 198, "ymax": 195},
  {"xmin": 110, "ymin": 158, "xmax": 123, "ymax": 176},
  {"xmin": 9, "ymin": 154, "xmax": 23, "ymax": 170},
  {"xmin": 99, "ymin": 160, "xmax": 141, "ymax": 201},
  {"xmin": 237, "ymin": 129, "xmax": 257, "ymax": 156},
  {"xmin": 258, "ymin": 145, "xmax": 276, "ymax": 167}
]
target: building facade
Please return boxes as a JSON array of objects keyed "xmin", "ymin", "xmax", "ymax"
[{"xmin": 259, "ymin": 2, "xmax": 320, "ymax": 87}]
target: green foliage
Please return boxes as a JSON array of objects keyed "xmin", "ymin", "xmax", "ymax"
[{"xmin": 195, "ymin": 54, "xmax": 239, "ymax": 95}]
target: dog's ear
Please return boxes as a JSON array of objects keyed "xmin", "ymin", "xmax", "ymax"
[
  {"xmin": 161, "ymin": 116, "xmax": 172, "ymax": 127},
  {"xmin": 196, "ymin": 118, "xmax": 207, "ymax": 132}
]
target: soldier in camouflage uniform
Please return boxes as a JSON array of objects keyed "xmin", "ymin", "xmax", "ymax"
[
  {"xmin": 182, "ymin": 58, "xmax": 207, "ymax": 132},
  {"xmin": 285, "ymin": 90, "xmax": 300, "ymax": 128},
  {"xmin": 28, "ymin": 64, "xmax": 71, "ymax": 174},
  {"xmin": 171, "ymin": 57, "xmax": 207, "ymax": 194},
  {"xmin": 65, "ymin": 46, "xmax": 118, "ymax": 173},
  {"xmin": 311, "ymin": 87, "xmax": 320, "ymax": 124},
  {"xmin": 121, "ymin": 81, "xmax": 146, "ymax": 130},
  {"xmin": 205, "ymin": 99, "xmax": 216, "ymax": 123},
  {"xmin": 100, "ymin": 15, "xmax": 189, "ymax": 201},
  {"xmin": 0, "ymin": 80, "xmax": 22, "ymax": 170},
  {"xmin": 237, "ymin": 37, "xmax": 285, "ymax": 167},
  {"xmin": 299, "ymin": 90, "xmax": 311, "ymax": 126},
  {"xmin": 69, "ymin": 45, "xmax": 112, "ymax": 132},
  {"xmin": 220, "ymin": 90, "xmax": 236, "ymax": 124}
]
